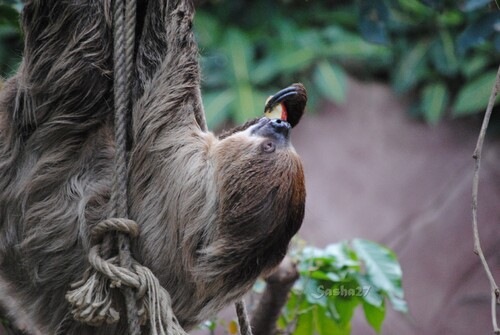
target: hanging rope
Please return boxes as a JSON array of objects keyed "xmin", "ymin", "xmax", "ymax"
[
  {"xmin": 111, "ymin": 0, "xmax": 140, "ymax": 332},
  {"xmin": 66, "ymin": 0, "xmax": 254, "ymax": 334},
  {"xmin": 66, "ymin": 0, "xmax": 187, "ymax": 334}
]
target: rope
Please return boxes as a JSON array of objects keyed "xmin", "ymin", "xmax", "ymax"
[
  {"xmin": 112, "ymin": 0, "xmax": 140, "ymax": 333},
  {"xmin": 66, "ymin": 0, "xmax": 190, "ymax": 333},
  {"xmin": 65, "ymin": 0, "xmax": 185, "ymax": 333},
  {"xmin": 235, "ymin": 300, "xmax": 253, "ymax": 335},
  {"xmin": 66, "ymin": 219, "xmax": 188, "ymax": 335},
  {"xmin": 66, "ymin": 1, "xmax": 254, "ymax": 334}
]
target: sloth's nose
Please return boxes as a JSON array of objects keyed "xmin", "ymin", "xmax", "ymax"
[{"xmin": 270, "ymin": 119, "xmax": 291, "ymax": 136}]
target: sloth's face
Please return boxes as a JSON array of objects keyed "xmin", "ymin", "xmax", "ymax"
[
  {"xmin": 239, "ymin": 117, "xmax": 292, "ymax": 154},
  {"xmin": 215, "ymin": 116, "xmax": 298, "ymax": 178},
  {"xmin": 213, "ymin": 119, "xmax": 304, "ymax": 236},
  {"xmin": 209, "ymin": 84, "xmax": 306, "ymax": 258}
]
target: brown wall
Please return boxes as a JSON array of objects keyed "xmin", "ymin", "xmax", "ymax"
[{"xmin": 293, "ymin": 77, "xmax": 500, "ymax": 335}]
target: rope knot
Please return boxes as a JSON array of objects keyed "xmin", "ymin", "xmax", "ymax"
[
  {"xmin": 66, "ymin": 217, "xmax": 187, "ymax": 334},
  {"xmin": 66, "ymin": 217, "xmax": 140, "ymax": 326},
  {"xmin": 91, "ymin": 217, "xmax": 139, "ymax": 243}
]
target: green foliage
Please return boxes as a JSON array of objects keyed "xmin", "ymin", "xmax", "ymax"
[
  {"xmin": 453, "ymin": 69, "xmax": 500, "ymax": 116},
  {"xmin": 196, "ymin": 0, "xmax": 500, "ymax": 127},
  {"xmin": 0, "ymin": 1, "xmax": 22, "ymax": 78},
  {"xmin": 276, "ymin": 240, "xmax": 407, "ymax": 335},
  {"xmin": 355, "ymin": 0, "xmax": 500, "ymax": 124},
  {"xmin": 1, "ymin": 0, "xmax": 498, "ymax": 125},
  {"xmin": 419, "ymin": 82, "xmax": 449, "ymax": 125},
  {"xmin": 195, "ymin": 1, "xmax": 391, "ymax": 129}
]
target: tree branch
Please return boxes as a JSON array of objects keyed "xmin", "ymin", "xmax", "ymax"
[
  {"xmin": 472, "ymin": 64, "xmax": 500, "ymax": 334},
  {"xmin": 250, "ymin": 257, "xmax": 299, "ymax": 335}
]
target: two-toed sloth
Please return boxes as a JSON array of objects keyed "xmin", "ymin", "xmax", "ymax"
[{"xmin": 0, "ymin": 0, "xmax": 306, "ymax": 334}]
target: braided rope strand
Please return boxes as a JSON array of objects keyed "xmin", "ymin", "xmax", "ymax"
[
  {"xmin": 112, "ymin": 0, "xmax": 141, "ymax": 333},
  {"xmin": 67, "ymin": 1, "xmax": 254, "ymax": 333}
]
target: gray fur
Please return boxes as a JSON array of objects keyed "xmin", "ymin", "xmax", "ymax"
[{"xmin": 0, "ymin": 0, "xmax": 305, "ymax": 334}]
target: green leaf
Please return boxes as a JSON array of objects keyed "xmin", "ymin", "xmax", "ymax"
[
  {"xmin": 421, "ymin": 82, "xmax": 449, "ymax": 125},
  {"xmin": 233, "ymin": 83, "xmax": 255, "ymax": 123},
  {"xmin": 253, "ymin": 49, "xmax": 317, "ymax": 84},
  {"xmin": 313, "ymin": 61, "xmax": 347, "ymax": 104},
  {"xmin": 325, "ymin": 242, "xmax": 359, "ymax": 268},
  {"xmin": 293, "ymin": 303, "xmax": 314, "ymax": 335},
  {"xmin": 315, "ymin": 305, "xmax": 351, "ymax": 335},
  {"xmin": 419, "ymin": 0, "xmax": 444, "ymax": 9},
  {"xmin": 392, "ymin": 40, "xmax": 430, "ymax": 93},
  {"xmin": 226, "ymin": 29, "xmax": 252, "ymax": 83},
  {"xmin": 303, "ymin": 279, "xmax": 328, "ymax": 307},
  {"xmin": 457, "ymin": 12, "xmax": 500, "ymax": 54},
  {"xmin": 0, "ymin": 4, "xmax": 20, "ymax": 26},
  {"xmin": 352, "ymin": 239, "xmax": 406, "ymax": 311},
  {"xmin": 194, "ymin": 11, "xmax": 222, "ymax": 48},
  {"xmin": 387, "ymin": 291, "xmax": 408, "ymax": 313},
  {"xmin": 461, "ymin": 54, "xmax": 490, "ymax": 79},
  {"xmin": 201, "ymin": 320, "xmax": 217, "ymax": 331},
  {"xmin": 309, "ymin": 270, "xmax": 341, "ymax": 282},
  {"xmin": 252, "ymin": 57, "xmax": 281, "ymax": 84},
  {"xmin": 353, "ymin": 273, "xmax": 384, "ymax": 307},
  {"xmin": 331, "ymin": 293, "xmax": 359, "ymax": 326},
  {"xmin": 362, "ymin": 300, "xmax": 385, "ymax": 333},
  {"xmin": 283, "ymin": 290, "xmax": 300, "ymax": 323},
  {"xmin": 276, "ymin": 49, "xmax": 317, "ymax": 74},
  {"xmin": 437, "ymin": 9, "xmax": 464, "ymax": 27},
  {"xmin": 299, "ymin": 246, "xmax": 335, "ymax": 263},
  {"xmin": 277, "ymin": 315, "xmax": 287, "ymax": 331},
  {"xmin": 322, "ymin": 27, "xmax": 392, "ymax": 65},
  {"xmin": 394, "ymin": 0, "xmax": 433, "ymax": 22},
  {"xmin": 460, "ymin": 0, "xmax": 491, "ymax": 11},
  {"xmin": 223, "ymin": 29, "xmax": 266, "ymax": 124},
  {"xmin": 453, "ymin": 70, "xmax": 500, "ymax": 116},
  {"xmin": 203, "ymin": 90, "xmax": 234, "ymax": 130},
  {"xmin": 430, "ymin": 30, "xmax": 459, "ymax": 76},
  {"xmin": 358, "ymin": 0, "xmax": 390, "ymax": 45},
  {"xmin": 273, "ymin": 17, "xmax": 301, "ymax": 49},
  {"xmin": 323, "ymin": 5, "xmax": 358, "ymax": 30}
]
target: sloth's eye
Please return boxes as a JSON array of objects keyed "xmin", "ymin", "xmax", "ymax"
[{"xmin": 261, "ymin": 141, "xmax": 276, "ymax": 153}]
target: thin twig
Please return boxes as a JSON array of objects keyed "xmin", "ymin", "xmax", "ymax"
[{"xmin": 472, "ymin": 64, "xmax": 500, "ymax": 334}]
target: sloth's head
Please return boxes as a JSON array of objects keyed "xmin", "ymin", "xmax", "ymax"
[{"xmin": 205, "ymin": 84, "xmax": 306, "ymax": 281}]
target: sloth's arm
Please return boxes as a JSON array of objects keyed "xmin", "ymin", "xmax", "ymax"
[
  {"xmin": 132, "ymin": 0, "xmax": 207, "ymax": 147},
  {"xmin": 13, "ymin": 1, "xmax": 113, "ymax": 139}
]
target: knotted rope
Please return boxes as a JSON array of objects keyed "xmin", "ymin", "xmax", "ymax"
[
  {"xmin": 111, "ymin": 0, "xmax": 140, "ymax": 332},
  {"xmin": 66, "ymin": 0, "xmax": 254, "ymax": 334},
  {"xmin": 66, "ymin": 0, "xmax": 188, "ymax": 334},
  {"xmin": 66, "ymin": 218, "xmax": 187, "ymax": 335}
]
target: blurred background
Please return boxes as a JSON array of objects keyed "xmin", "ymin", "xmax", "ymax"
[{"xmin": 1, "ymin": 0, "xmax": 500, "ymax": 334}]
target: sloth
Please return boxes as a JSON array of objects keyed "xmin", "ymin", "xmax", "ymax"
[{"xmin": 0, "ymin": 0, "xmax": 306, "ymax": 334}]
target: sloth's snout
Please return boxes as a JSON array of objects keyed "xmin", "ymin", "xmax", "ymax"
[
  {"xmin": 250, "ymin": 117, "xmax": 291, "ymax": 145},
  {"xmin": 269, "ymin": 119, "xmax": 291, "ymax": 136}
]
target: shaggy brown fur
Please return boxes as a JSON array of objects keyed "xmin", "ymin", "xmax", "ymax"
[{"xmin": 0, "ymin": 0, "xmax": 306, "ymax": 334}]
